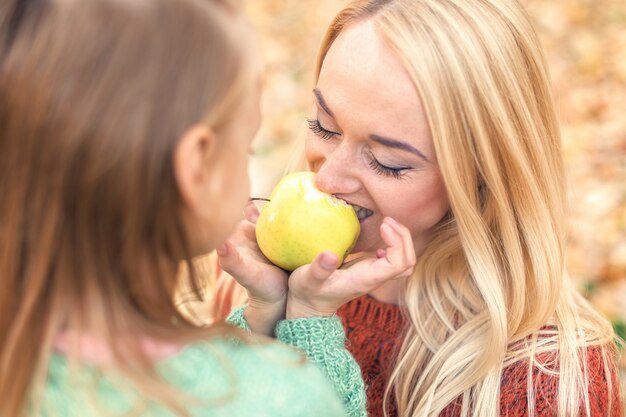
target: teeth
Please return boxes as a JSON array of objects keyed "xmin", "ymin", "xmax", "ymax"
[{"xmin": 351, "ymin": 204, "xmax": 373, "ymax": 220}]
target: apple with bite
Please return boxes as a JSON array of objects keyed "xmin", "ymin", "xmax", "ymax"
[{"xmin": 255, "ymin": 171, "xmax": 360, "ymax": 271}]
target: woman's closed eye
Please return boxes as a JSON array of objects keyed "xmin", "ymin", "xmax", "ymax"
[
  {"xmin": 307, "ymin": 118, "xmax": 339, "ymax": 140},
  {"xmin": 367, "ymin": 151, "xmax": 412, "ymax": 179}
]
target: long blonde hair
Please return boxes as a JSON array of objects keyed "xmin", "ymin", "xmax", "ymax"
[
  {"xmin": 0, "ymin": 0, "xmax": 253, "ymax": 416},
  {"xmin": 314, "ymin": 1, "xmax": 619, "ymax": 416}
]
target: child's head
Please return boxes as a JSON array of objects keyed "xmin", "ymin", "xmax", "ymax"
[{"xmin": 0, "ymin": 0, "xmax": 259, "ymax": 413}]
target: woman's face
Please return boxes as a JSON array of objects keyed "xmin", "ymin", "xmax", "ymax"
[{"xmin": 305, "ymin": 20, "xmax": 450, "ymax": 256}]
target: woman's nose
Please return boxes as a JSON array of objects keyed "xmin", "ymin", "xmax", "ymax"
[{"xmin": 313, "ymin": 143, "xmax": 360, "ymax": 196}]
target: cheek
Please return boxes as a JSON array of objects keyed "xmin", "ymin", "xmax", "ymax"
[
  {"xmin": 215, "ymin": 141, "xmax": 251, "ymax": 216},
  {"xmin": 383, "ymin": 178, "xmax": 449, "ymax": 232},
  {"xmin": 231, "ymin": 153, "xmax": 251, "ymax": 203},
  {"xmin": 304, "ymin": 135, "xmax": 323, "ymax": 171}
]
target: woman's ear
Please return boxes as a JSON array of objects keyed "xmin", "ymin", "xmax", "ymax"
[{"xmin": 174, "ymin": 124, "xmax": 217, "ymax": 212}]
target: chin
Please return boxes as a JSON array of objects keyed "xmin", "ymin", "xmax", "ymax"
[
  {"xmin": 188, "ymin": 243, "xmax": 215, "ymax": 259},
  {"xmin": 350, "ymin": 234, "xmax": 384, "ymax": 257},
  {"xmin": 187, "ymin": 228, "xmax": 223, "ymax": 259}
]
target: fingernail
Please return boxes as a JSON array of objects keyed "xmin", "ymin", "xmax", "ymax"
[
  {"xmin": 384, "ymin": 217, "xmax": 400, "ymax": 230},
  {"xmin": 243, "ymin": 202, "xmax": 254, "ymax": 216},
  {"xmin": 380, "ymin": 221, "xmax": 393, "ymax": 234},
  {"xmin": 216, "ymin": 243, "xmax": 227, "ymax": 256},
  {"xmin": 320, "ymin": 252, "xmax": 338, "ymax": 270}
]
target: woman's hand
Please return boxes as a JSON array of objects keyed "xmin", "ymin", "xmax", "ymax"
[
  {"xmin": 217, "ymin": 200, "xmax": 289, "ymax": 336},
  {"xmin": 286, "ymin": 217, "xmax": 416, "ymax": 319}
]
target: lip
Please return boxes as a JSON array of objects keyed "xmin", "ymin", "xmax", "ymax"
[
  {"xmin": 335, "ymin": 196, "xmax": 374, "ymax": 223},
  {"xmin": 356, "ymin": 212, "xmax": 373, "ymax": 225}
]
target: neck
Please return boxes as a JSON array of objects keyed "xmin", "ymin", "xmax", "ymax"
[
  {"xmin": 53, "ymin": 330, "xmax": 184, "ymax": 365},
  {"xmin": 368, "ymin": 277, "xmax": 404, "ymax": 305}
]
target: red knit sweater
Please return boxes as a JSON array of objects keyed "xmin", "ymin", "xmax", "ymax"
[{"xmin": 336, "ymin": 294, "xmax": 624, "ymax": 417}]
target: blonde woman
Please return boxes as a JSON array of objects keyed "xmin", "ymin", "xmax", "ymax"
[
  {"xmin": 218, "ymin": 0, "xmax": 624, "ymax": 416},
  {"xmin": 0, "ymin": 0, "xmax": 374, "ymax": 416}
]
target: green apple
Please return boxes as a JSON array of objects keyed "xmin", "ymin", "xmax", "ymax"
[{"xmin": 255, "ymin": 171, "xmax": 360, "ymax": 271}]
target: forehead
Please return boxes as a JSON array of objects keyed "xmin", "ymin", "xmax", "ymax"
[{"xmin": 317, "ymin": 20, "xmax": 431, "ymax": 147}]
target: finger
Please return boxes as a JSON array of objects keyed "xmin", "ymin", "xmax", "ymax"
[
  {"xmin": 362, "ymin": 221, "xmax": 413, "ymax": 282},
  {"xmin": 308, "ymin": 251, "xmax": 338, "ymax": 281},
  {"xmin": 244, "ymin": 200, "xmax": 260, "ymax": 223},
  {"xmin": 388, "ymin": 218, "xmax": 417, "ymax": 266},
  {"xmin": 379, "ymin": 219, "xmax": 402, "ymax": 264},
  {"xmin": 216, "ymin": 241, "xmax": 228, "ymax": 257},
  {"xmin": 216, "ymin": 240, "xmax": 244, "ymax": 275},
  {"xmin": 381, "ymin": 217, "xmax": 416, "ymax": 267}
]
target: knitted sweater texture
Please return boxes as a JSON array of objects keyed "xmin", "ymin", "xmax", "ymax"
[
  {"xmin": 40, "ymin": 307, "xmax": 366, "ymax": 417},
  {"xmin": 337, "ymin": 294, "xmax": 624, "ymax": 417}
]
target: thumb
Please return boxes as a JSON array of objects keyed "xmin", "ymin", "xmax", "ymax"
[
  {"xmin": 244, "ymin": 200, "xmax": 261, "ymax": 223},
  {"xmin": 216, "ymin": 240, "xmax": 243, "ymax": 274},
  {"xmin": 308, "ymin": 251, "xmax": 339, "ymax": 281}
]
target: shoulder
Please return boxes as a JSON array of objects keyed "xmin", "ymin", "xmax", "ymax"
[
  {"xmin": 500, "ymin": 343, "xmax": 623, "ymax": 417},
  {"xmin": 44, "ymin": 338, "xmax": 346, "ymax": 417},
  {"xmin": 163, "ymin": 337, "xmax": 347, "ymax": 417},
  {"xmin": 582, "ymin": 345, "xmax": 623, "ymax": 417}
]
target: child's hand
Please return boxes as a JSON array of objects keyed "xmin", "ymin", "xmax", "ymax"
[
  {"xmin": 286, "ymin": 217, "xmax": 416, "ymax": 319},
  {"xmin": 217, "ymin": 200, "xmax": 289, "ymax": 335}
]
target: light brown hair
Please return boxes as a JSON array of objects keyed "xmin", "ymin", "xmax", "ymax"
[{"xmin": 0, "ymin": 0, "xmax": 253, "ymax": 415}]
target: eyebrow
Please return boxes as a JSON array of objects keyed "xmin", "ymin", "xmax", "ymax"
[
  {"xmin": 370, "ymin": 134, "xmax": 429, "ymax": 162},
  {"xmin": 313, "ymin": 88, "xmax": 335, "ymax": 117},
  {"xmin": 313, "ymin": 88, "xmax": 429, "ymax": 162}
]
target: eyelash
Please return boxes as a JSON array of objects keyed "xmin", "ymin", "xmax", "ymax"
[
  {"xmin": 367, "ymin": 154, "xmax": 407, "ymax": 179},
  {"xmin": 307, "ymin": 117, "xmax": 409, "ymax": 179},
  {"xmin": 306, "ymin": 118, "xmax": 337, "ymax": 140}
]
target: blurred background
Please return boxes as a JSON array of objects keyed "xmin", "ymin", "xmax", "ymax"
[{"xmin": 241, "ymin": 0, "xmax": 626, "ymax": 399}]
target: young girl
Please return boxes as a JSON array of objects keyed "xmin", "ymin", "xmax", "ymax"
[
  {"xmin": 0, "ymin": 0, "xmax": 374, "ymax": 416},
  {"xmin": 217, "ymin": 0, "xmax": 624, "ymax": 416}
]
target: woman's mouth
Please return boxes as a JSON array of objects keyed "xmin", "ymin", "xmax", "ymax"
[{"xmin": 351, "ymin": 203, "xmax": 373, "ymax": 222}]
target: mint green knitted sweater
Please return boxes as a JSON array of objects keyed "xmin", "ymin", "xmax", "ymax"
[{"xmin": 40, "ymin": 307, "xmax": 366, "ymax": 417}]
